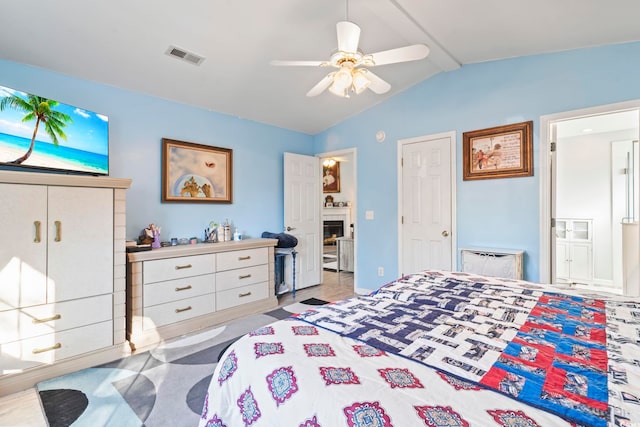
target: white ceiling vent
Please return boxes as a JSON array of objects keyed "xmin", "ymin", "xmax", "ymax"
[{"xmin": 166, "ymin": 45, "xmax": 205, "ymax": 66}]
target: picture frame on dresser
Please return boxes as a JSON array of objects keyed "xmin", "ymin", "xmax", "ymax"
[
  {"xmin": 161, "ymin": 138, "xmax": 233, "ymax": 203},
  {"xmin": 462, "ymin": 120, "xmax": 533, "ymax": 181}
]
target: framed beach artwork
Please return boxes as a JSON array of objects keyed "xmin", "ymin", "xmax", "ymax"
[
  {"xmin": 161, "ymin": 138, "xmax": 232, "ymax": 203},
  {"xmin": 322, "ymin": 160, "xmax": 340, "ymax": 193},
  {"xmin": 462, "ymin": 121, "xmax": 533, "ymax": 180}
]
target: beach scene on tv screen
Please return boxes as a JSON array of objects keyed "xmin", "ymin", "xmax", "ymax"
[{"xmin": 0, "ymin": 84, "xmax": 108, "ymax": 175}]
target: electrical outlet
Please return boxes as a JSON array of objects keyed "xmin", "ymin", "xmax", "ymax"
[{"xmin": 377, "ymin": 267, "xmax": 384, "ymax": 277}]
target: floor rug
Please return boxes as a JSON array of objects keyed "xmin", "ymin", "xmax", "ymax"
[{"xmin": 37, "ymin": 300, "xmax": 328, "ymax": 427}]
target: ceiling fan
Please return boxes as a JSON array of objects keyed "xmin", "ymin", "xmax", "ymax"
[{"xmin": 271, "ymin": 20, "xmax": 429, "ymax": 98}]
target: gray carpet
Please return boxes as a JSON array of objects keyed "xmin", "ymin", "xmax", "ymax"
[{"xmin": 37, "ymin": 300, "xmax": 325, "ymax": 427}]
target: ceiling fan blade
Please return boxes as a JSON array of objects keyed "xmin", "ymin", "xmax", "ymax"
[
  {"xmin": 336, "ymin": 21, "xmax": 360, "ymax": 53},
  {"xmin": 306, "ymin": 74, "xmax": 334, "ymax": 97},
  {"xmin": 363, "ymin": 70, "xmax": 391, "ymax": 94},
  {"xmin": 369, "ymin": 44, "xmax": 429, "ymax": 66},
  {"xmin": 270, "ymin": 60, "xmax": 325, "ymax": 67}
]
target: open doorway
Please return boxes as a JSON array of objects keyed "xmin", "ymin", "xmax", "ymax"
[
  {"xmin": 318, "ymin": 149, "xmax": 357, "ymax": 292},
  {"xmin": 540, "ymin": 102, "xmax": 640, "ymax": 293}
]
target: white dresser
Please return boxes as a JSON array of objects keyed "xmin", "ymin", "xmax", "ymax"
[
  {"xmin": 127, "ymin": 239, "xmax": 278, "ymax": 350},
  {"xmin": 0, "ymin": 170, "xmax": 131, "ymax": 396}
]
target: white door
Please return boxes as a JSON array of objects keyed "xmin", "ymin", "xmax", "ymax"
[
  {"xmin": 284, "ymin": 152, "xmax": 321, "ymax": 290},
  {"xmin": 400, "ymin": 135, "xmax": 453, "ymax": 275}
]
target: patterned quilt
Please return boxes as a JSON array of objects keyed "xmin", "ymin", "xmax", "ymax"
[{"xmin": 199, "ymin": 271, "xmax": 640, "ymax": 427}]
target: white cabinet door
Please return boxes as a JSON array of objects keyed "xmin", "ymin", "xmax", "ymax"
[
  {"xmin": 0, "ymin": 184, "xmax": 48, "ymax": 310},
  {"xmin": 555, "ymin": 242, "xmax": 571, "ymax": 281},
  {"xmin": 569, "ymin": 243, "xmax": 593, "ymax": 283},
  {"xmin": 47, "ymin": 186, "xmax": 113, "ymax": 302}
]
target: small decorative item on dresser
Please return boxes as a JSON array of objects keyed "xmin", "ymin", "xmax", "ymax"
[{"xmin": 325, "ymin": 195, "xmax": 334, "ymax": 207}]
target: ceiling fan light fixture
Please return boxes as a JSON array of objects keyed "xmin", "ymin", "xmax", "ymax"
[
  {"xmin": 352, "ymin": 69, "xmax": 370, "ymax": 94},
  {"xmin": 333, "ymin": 67, "xmax": 353, "ymax": 90},
  {"xmin": 328, "ymin": 82, "xmax": 349, "ymax": 98},
  {"xmin": 328, "ymin": 66, "xmax": 353, "ymax": 97}
]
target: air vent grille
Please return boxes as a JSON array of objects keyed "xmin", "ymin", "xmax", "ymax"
[{"xmin": 166, "ymin": 46, "xmax": 205, "ymax": 66}]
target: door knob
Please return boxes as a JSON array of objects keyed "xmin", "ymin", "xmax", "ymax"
[
  {"xmin": 441, "ymin": 230, "xmax": 449, "ymax": 237},
  {"xmin": 286, "ymin": 226, "xmax": 296, "ymax": 231}
]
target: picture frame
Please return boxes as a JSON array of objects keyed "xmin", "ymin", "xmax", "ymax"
[
  {"xmin": 162, "ymin": 138, "xmax": 233, "ymax": 203},
  {"xmin": 462, "ymin": 121, "xmax": 533, "ymax": 181},
  {"xmin": 322, "ymin": 161, "xmax": 340, "ymax": 193}
]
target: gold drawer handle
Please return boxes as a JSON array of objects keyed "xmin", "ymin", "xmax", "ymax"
[
  {"xmin": 32, "ymin": 314, "xmax": 61, "ymax": 324},
  {"xmin": 175, "ymin": 306, "xmax": 192, "ymax": 313},
  {"xmin": 32, "ymin": 343, "xmax": 61, "ymax": 354},
  {"xmin": 239, "ymin": 291, "xmax": 252, "ymax": 298},
  {"xmin": 175, "ymin": 285, "xmax": 193, "ymax": 292},
  {"xmin": 54, "ymin": 220, "xmax": 62, "ymax": 242},
  {"xmin": 34, "ymin": 221, "xmax": 42, "ymax": 243},
  {"xmin": 238, "ymin": 256, "xmax": 251, "ymax": 261},
  {"xmin": 175, "ymin": 264, "xmax": 193, "ymax": 270},
  {"xmin": 239, "ymin": 274, "xmax": 252, "ymax": 279}
]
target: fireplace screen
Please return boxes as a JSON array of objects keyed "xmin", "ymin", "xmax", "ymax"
[{"xmin": 323, "ymin": 220, "xmax": 344, "ymax": 245}]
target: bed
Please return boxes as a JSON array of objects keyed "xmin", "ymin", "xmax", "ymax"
[{"xmin": 199, "ymin": 270, "xmax": 640, "ymax": 427}]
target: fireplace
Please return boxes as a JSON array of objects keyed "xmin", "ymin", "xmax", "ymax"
[{"xmin": 323, "ymin": 220, "xmax": 344, "ymax": 245}]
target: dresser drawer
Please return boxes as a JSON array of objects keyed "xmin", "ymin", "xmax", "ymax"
[
  {"xmin": 144, "ymin": 274, "xmax": 215, "ymax": 308},
  {"xmin": 0, "ymin": 295, "xmax": 112, "ymax": 345},
  {"xmin": 217, "ymin": 282, "xmax": 269, "ymax": 311},
  {"xmin": 143, "ymin": 254, "xmax": 215, "ymax": 284},
  {"xmin": 143, "ymin": 293, "xmax": 216, "ymax": 330},
  {"xmin": 216, "ymin": 248, "xmax": 268, "ymax": 271},
  {"xmin": 216, "ymin": 265, "xmax": 269, "ymax": 292},
  {"xmin": 0, "ymin": 321, "xmax": 113, "ymax": 372}
]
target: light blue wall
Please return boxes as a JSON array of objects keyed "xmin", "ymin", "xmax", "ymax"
[
  {"xmin": 0, "ymin": 59, "xmax": 313, "ymax": 241},
  {"xmin": 313, "ymin": 41, "xmax": 640, "ymax": 290},
  {"xmin": 4, "ymin": 41, "xmax": 640, "ymax": 291}
]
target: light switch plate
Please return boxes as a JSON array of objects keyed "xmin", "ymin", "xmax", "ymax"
[{"xmin": 365, "ymin": 210, "xmax": 374, "ymax": 220}]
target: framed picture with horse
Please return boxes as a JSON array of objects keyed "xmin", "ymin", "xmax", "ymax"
[{"xmin": 161, "ymin": 138, "xmax": 233, "ymax": 203}]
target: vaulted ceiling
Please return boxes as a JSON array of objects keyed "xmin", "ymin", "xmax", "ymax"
[{"xmin": 2, "ymin": 0, "xmax": 640, "ymax": 134}]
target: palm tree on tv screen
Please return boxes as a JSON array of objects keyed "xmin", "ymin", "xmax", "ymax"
[{"xmin": 0, "ymin": 93, "xmax": 72, "ymax": 164}]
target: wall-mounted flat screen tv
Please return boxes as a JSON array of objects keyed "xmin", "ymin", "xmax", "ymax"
[{"xmin": 0, "ymin": 84, "xmax": 108, "ymax": 175}]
